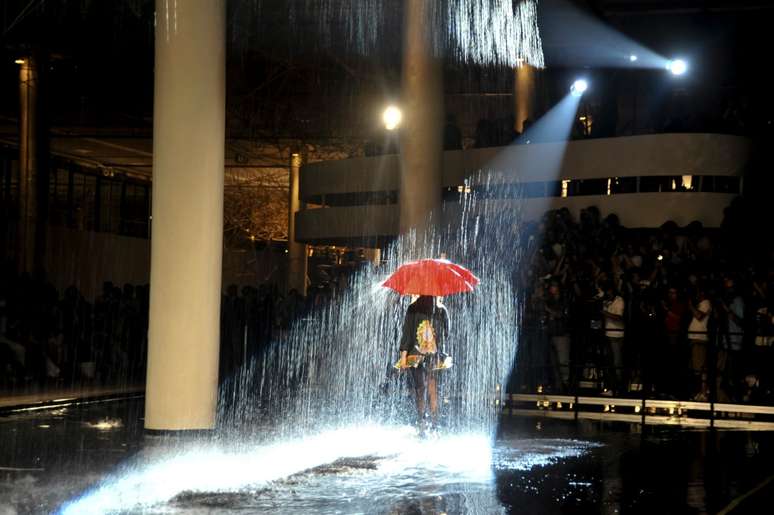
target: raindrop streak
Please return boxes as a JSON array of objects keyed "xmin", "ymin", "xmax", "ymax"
[
  {"xmin": 220, "ymin": 169, "xmax": 523, "ymax": 442},
  {"xmin": 241, "ymin": 0, "xmax": 544, "ymax": 68},
  {"xmin": 62, "ymin": 173, "xmax": 528, "ymax": 513},
  {"xmin": 59, "ymin": 1, "xmax": 550, "ymax": 508}
]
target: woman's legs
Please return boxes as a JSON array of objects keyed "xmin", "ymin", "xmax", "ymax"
[
  {"xmin": 427, "ymin": 370, "xmax": 438, "ymax": 424},
  {"xmin": 411, "ymin": 364, "xmax": 440, "ymax": 428},
  {"xmin": 411, "ymin": 366, "xmax": 427, "ymax": 423}
]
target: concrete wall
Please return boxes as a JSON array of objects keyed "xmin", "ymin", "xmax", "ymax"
[
  {"xmin": 300, "ymin": 154, "xmax": 400, "ymax": 200},
  {"xmin": 45, "ymin": 226, "xmax": 151, "ymax": 299},
  {"xmin": 296, "ymin": 205, "xmax": 399, "ymax": 244},
  {"xmin": 296, "ymin": 134, "xmax": 749, "ymax": 243},
  {"xmin": 299, "ymin": 133, "xmax": 750, "ymax": 201},
  {"xmin": 43, "ymin": 227, "xmax": 282, "ymax": 300}
]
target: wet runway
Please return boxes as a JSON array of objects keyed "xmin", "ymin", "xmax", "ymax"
[{"xmin": 1, "ymin": 398, "xmax": 772, "ymax": 514}]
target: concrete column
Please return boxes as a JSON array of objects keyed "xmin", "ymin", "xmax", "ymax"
[
  {"xmin": 514, "ymin": 63, "xmax": 538, "ymax": 133},
  {"xmin": 287, "ymin": 152, "xmax": 307, "ymax": 296},
  {"xmin": 145, "ymin": 0, "xmax": 225, "ymax": 431},
  {"xmin": 17, "ymin": 56, "xmax": 37, "ymax": 274},
  {"xmin": 399, "ymin": 0, "xmax": 443, "ymax": 238}
]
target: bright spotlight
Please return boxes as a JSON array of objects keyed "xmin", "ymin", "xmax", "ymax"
[
  {"xmin": 570, "ymin": 79, "xmax": 588, "ymax": 97},
  {"xmin": 382, "ymin": 105, "xmax": 402, "ymax": 131},
  {"xmin": 667, "ymin": 59, "xmax": 687, "ymax": 76},
  {"xmin": 629, "ymin": 54, "xmax": 638, "ymax": 62}
]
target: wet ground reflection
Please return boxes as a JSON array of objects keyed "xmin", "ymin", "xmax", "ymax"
[{"xmin": 1, "ymin": 399, "xmax": 773, "ymax": 514}]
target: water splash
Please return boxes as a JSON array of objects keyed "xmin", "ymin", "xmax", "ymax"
[
  {"xmin": 59, "ymin": 427, "xmax": 494, "ymax": 513},
  {"xmin": 62, "ymin": 166, "xmax": 533, "ymax": 513},
  {"xmin": 220, "ymin": 167, "xmax": 523, "ymax": 444}
]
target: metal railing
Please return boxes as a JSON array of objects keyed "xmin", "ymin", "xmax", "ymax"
[{"xmin": 508, "ymin": 324, "xmax": 774, "ymax": 429}]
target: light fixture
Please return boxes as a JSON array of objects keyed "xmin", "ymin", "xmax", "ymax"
[
  {"xmin": 667, "ymin": 58, "xmax": 687, "ymax": 76},
  {"xmin": 629, "ymin": 54, "xmax": 638, "ymax": 62},
  {"xmin": 14, "ymin": 58, "xmax": 25, "ymax": 65},
  {"xmin": 382, "ymin": 105, "xmax": 402, "ymax": 131},
  {"xmin": 570, "ymin": 79, "xmax": 588, "ymax": 97}
]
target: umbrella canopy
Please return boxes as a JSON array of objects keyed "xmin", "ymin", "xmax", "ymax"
[{"xmin": 382, "ymin": 259, "xmax": 479, "ymax": 297}]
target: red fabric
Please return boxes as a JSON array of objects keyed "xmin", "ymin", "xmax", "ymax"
[{"xmin": 382, "ymin": 259, "xmax": 479, "ymax": 296}]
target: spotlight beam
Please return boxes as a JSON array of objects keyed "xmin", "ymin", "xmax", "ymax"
[{"xmin": 540, "ymin": 0, "xmax": 682, "ymax": 71}]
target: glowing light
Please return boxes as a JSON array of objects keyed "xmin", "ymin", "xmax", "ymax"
[
  {"xmin": 570, "ymin": 79, "xmax": 588, "ymax": 97},
  {"xmin": 14, "ymin": 58, "xmax": 25, "ymax": 65},
  {"xmin": 667, "ymin": 59, "xmax": 687, "ymax": 76},
  {"xmin": 561, "ymin": 180, "xmax": 569, "ymax": 198},
  {"xmin": 382, "ymin": 105, "xmax": 402, "ymax": 131},
  {"xmin": 85, "ymin": 418, "xmax": 123, "ymax": 431},
  {"xmin": 629, "ymin": 54, "xmax": 638, "ymax": 62}
]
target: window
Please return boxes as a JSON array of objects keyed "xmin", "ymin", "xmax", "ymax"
[
  {"xmin": 713, "ymin": 176, "xmax": 740, "ymax": 194},
  {"xmin": 700, "ymin": 176, "xmax": 715, "ymax": 192},
  {"xmin": 522, "ymin": 182, "xmax": 546, "ymax": 198},
  {"xmin": 639, "ymin": 176, "xmax": 678, "ymax": 193},
  {"xmin": 575, "ymin": 178, "xmax": 607, "ymax": 196},
  {"xmin": 610, "ymin": 177, "xmax": 637, "ymax": 194},
  {"xmin": 545, "ymin": 181, "xmax": 564, "ymax": 198}
]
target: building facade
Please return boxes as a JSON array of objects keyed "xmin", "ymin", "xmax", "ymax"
[{"xmin": 296, "ymin": 133, "xmax": 749, "ymax": 247}]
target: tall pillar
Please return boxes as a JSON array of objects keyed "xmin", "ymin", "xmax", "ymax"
[
  {"xmin": 399, "ymin": 0, "xmax": 443, "ymax": 239},
  {"xmin": 287, "ymin": 152, "xmax": 307, "ymax": 296},
  {"xmin": 514, "ymin": 63, "xmax": 538, "ymax": 133},
  {"xmin": 145, "ymin": 0, "xmax": 225, "ymax": 431},
  {"xmin": 17, "ymin": 56, "xmax": 37, "ymax": 274}
]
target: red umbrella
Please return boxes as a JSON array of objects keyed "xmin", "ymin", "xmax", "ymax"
[{"xmin": 382, "ymin": 258, "xmax": 479, "ymax": 297}]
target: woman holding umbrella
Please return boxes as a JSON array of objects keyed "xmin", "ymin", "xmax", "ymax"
[
  {"xmin": 398, "ymin": 295, "xmax": 449, "ymax": 431},
  {"xmin": 384, "ymin": 258, "xmax": 478, "ymax": 433}
]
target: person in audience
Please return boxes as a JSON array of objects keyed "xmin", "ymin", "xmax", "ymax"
[
  {"xmin": 718, "ymin": 277, "xmax": 744, "ymax": 400},
  {"xmin": 662, "ymin": 286, "xmax": 687, "ymax": 397},
  {"xmin": 545, "ymin": 281, "xmax": 571, "ymax": 392},
  {"xmin": 602, "ymin": 281, "xmax": 626, "ymax": 395},
  {"xmin": 688, "ymin": 287, "xmax": 712, "ymax": 401}
]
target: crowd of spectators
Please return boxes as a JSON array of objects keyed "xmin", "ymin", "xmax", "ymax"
[
  {"xmin": 514, "ymin": 198, "xmax": 774, "ymax": 404},
  {"xmin": 3, "ymin": 196, "xmax": 772, "ymax": 406},
  {"xmin": 0, "ymin": 260, "xmax": 329, "ymax": 394},
  {"xmin": 0, "ymin": 267, "xmax": 149, "ymax": 391}
]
